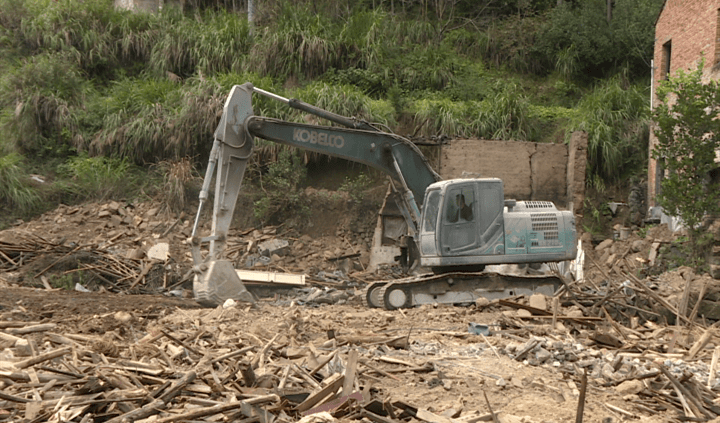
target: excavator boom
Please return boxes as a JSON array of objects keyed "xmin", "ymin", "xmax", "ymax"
[{"xmin": 190, "ymin": 83, "xmax": 439, "ymax": 306}]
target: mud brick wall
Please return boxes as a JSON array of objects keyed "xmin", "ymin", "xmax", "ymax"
[{"xmin": 438, "ymin": 136, "xmax": 586, "ymax": 210}]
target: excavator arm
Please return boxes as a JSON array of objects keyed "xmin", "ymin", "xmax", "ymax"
[{"xmin": 190, "ymin": 83, "xmax": 440, "ymax": 306}]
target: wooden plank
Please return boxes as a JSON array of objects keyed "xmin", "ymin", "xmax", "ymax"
[
  {"xmin": 341, "ymin": 349, "xmax": 358, "ymax": 397},
  {"xmin": 296, "ymin": 373, "xmax": 344, "ymax": 413},
  {"xmin": 14, "ymin": 346, "xmax": 72, "ymax": 369},
  {"xmin": 6, "ymin": 323, "xmax": 57, "ymax": 335}
]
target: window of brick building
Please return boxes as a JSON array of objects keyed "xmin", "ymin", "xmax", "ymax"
[{"xmin": 662, "ymin": 41, "xmax": 672, "ymax": 80}]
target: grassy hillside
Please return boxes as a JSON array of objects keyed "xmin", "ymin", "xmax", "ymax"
[{"xmin": 0, "ymin": 0, "xmax": 662, "ymax": 227}]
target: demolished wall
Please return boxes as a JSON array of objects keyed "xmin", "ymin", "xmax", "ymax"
[{"xmin": 437, "ymin": 134, "xmax": 586, "ymax": 209}]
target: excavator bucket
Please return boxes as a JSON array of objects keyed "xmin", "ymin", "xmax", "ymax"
[{"xmin": 193, "ymin": 260, "xmax": 254, "ymax": 307}]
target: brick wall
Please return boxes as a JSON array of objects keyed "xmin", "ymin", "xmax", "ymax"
[
  {"xmin": 649, "ymin": 0, "xmax": 720, "ymax": 207},
  {"xmin": 438, "ymin": 137, "xmax": 586, "ymax": 210}
]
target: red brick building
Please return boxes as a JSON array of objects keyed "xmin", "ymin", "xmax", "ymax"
[{"xmin": 649, "ymin": 0, "xmax": 720, "ymax": 207}]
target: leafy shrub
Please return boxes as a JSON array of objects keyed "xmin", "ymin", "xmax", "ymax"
[
  {"xmin": 534, "ymin": 0, "xmax": 664, "ymax": 80},
  {"xmin": 253, "ymin": 149, "xmax": 308, "ymax": 224},
  {"xmin": 339, "ymin": 173, "xmax": 372, "ymax": 203},
  {"xmin": 57, "ymin": 153, "xmax": 141, "ymax": 201},
  {"xmin": 652, "ymin": 63, "xmax": 720, "ymax": 260},
  {"xmin": 569, "ymin": 76, "xmax": 649, "ymax": 182},
  {"xmin": 471, "ymin": 83, "xmax": 531, "ymax": 140}
]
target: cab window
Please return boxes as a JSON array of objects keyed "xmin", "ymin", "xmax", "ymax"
[
  {"xmin": 422, "ymin": 190, "xmax": 440, "ymax": 233},
  {"xmin": 445, "ymin": 188, "xmax": 475, "ymax": 223}
]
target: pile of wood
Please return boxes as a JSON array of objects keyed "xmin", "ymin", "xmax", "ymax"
[
  {"xmin": 0, "ymin": 308, "xmax": 501, "ymax": 423},
  {"xmin": 0, "ymin": 231, "xmax": 179, "ymax": 295},
  {"xmin": 490, "ymin": 251, "xmax": 720, "ymax": 421}
]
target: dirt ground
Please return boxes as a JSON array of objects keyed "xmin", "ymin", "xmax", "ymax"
[{"xmin": 0, "ymin": 285, "xmax": 659, "ymax": 423}]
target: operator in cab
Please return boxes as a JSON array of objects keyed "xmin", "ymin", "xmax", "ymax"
[{"xmin": 449, "ymin": 193, "xmax": 473, "ymax": 223}]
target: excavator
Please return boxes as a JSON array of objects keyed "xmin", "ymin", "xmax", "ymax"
[{"xmin": 189, "ymin": 83, "xmax": 577, "ymax": 309}]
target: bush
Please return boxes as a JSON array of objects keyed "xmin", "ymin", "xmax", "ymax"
[
  {"xmin": 339, "ymin": 173, "xmax": 372, "ymax": 203},
  {"xmin": 652, "ymin": 62, "xmax": 720, "ymax": 259},
  {"xmin": 57, "ymin": 153, "xmax": 142, "ymax": 201},
  {"xmin": 253, "ymin": 149, "xmax": 308, "ymax": 224},
  {"xmin": 569, "ymin": 76, "xmax": 649, "ymax": 182},
  {"xmin": 534, "ymin": 0, "xmax": 664, "ymax": 80},
  {"xmin": 0, "ymin": 52, "xmax": 87, "ymax": 156}
]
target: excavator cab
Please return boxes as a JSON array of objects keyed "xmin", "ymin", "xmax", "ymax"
[
  {"xmin": 419, "ymin": 179, "xmax": 505, "ymax": 272},
  {"xmin": 419, "ymin": 178, "xmax": 576, "ymax": 272}
]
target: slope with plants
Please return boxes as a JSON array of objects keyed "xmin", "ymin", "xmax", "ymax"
[{"xmin": 0, "ymin": 0, "xmax": 662, "ymax": 228}]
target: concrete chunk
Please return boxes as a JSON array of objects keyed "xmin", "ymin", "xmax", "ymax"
[
  {"xmin": 148, "ymin": 243, "xmax": 169, "ymax": 261},
  {"xmin": 528, "ymin": 293, "xmax": 547, "ymax": 311},
  {"xmin": 258, "ymin": 239, "xmax": 290, "ymax": 257}
]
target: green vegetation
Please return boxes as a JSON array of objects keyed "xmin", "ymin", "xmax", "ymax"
[
  {"xmin": 57, "ymin": 153, "xmax": 145, "ymax": 201},
  {"xmin": 0, "ymin": 153, "xmax": 40, "ymax": 212},
  {"xmin": 339, "ymin": 173, "xmax": 373, "ymax": 203},
  {"xmin": 253, "ymin": 149, "xmax": 309, "ymax": 225},
  {"xmin": 652, "ymin": 62, "xmax": 720, "ymax": 263},
  {"xmin": 0, "ymin": 0, "xmax": 662, "ymax": 227}
]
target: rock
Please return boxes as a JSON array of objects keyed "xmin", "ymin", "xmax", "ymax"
[
  {"xmin": 495, "ymin": 377, "xmax": 506, "ymax": 387},
  {"xmin": 98, "ymin": 210, "xmax": 112, "ymax": 218},
  {"xmin": 567, "ymin": 309, "xmax": 584, "ymax": 318},
  {"xmin": 148, "ymin": 243, "xmax": 169, "ymax": 261},
  {"xmin": 75, "ymin": 283, "xmax": 91, "ymax": 292},
  {"xmin": 517, "ymin": 309, "xmax": 532, "ymax": 317},
  {"xmin": 535, "ymin": 347, "xmax": 552, "ymax": 363},
  {"xmin": 601, "ymin": 363, "xmax": 617, "ymax": 381},
  {"xmin": 595, "ymin": 239, "xmax": 613, "ymax": 252},
  {"xmin": 475, "ymin": 297, "xmax": 491, "ymax": 308},
  {"xmin": 13, "ymin": 339, "xmax": 32, "ymax": 357},
  {"xmin": 615, "ymin": 380, "xmax": 643, "ymax": 395},
  {"xmin": 259, "ymin": 239, "xmax": 290, "ymax": 257},
  {"xmin": 605, "ymin": 253, "xmax": 617, "ymax": 266},
  {"xmin": 711, "ymin": 265, "xmax": 720, "ymax": 280},
  {"xmin": 631, "ymin": 240, "xmax": 645, "ymax": 252},
  {"xmin": 528, "ymin": 294, "xmax": 547, "ymax": 310},
  {"xmin": 114, "ymin": 311, "xmax": 133, "ymax": 323}
]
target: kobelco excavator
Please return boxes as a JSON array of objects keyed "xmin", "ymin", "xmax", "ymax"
[{"xmin": 190, "ymin": 83, "xmax": 577, "ymax": 309}]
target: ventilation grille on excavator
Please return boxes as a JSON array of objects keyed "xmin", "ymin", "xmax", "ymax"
[
  {"xmin": 530, "ymin": 213, "xmax": 560, "ymax": 247},
  {"xmin": 513, "ymin": 201, "xmax": 556, "ymax": 211}
]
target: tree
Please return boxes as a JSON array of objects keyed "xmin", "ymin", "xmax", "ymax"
[{"xmin": 652, "ymin": 62, "xmax": 720, "ymax": 258}]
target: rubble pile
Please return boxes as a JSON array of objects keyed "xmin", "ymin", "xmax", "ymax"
[
  {"xmin": 0, "ymin": 199, "xmax": 379, "ymax": 295},
  {"xmin": 1, "ymin": 300, "xmax": 606, "ymax": 423},
  {"xmin": 7, "ymin": 194, "xmax": 720, "ymax": 421}
]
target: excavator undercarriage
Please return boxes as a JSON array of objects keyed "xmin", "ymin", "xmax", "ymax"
[{"xmin": 364, "ymin": 271, "xmax": 564, "ymax": 310}]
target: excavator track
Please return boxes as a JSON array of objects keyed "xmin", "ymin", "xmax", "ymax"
[{"xmin": 363, "ymin": 272, "xmax": 562, "ymax": 310}]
